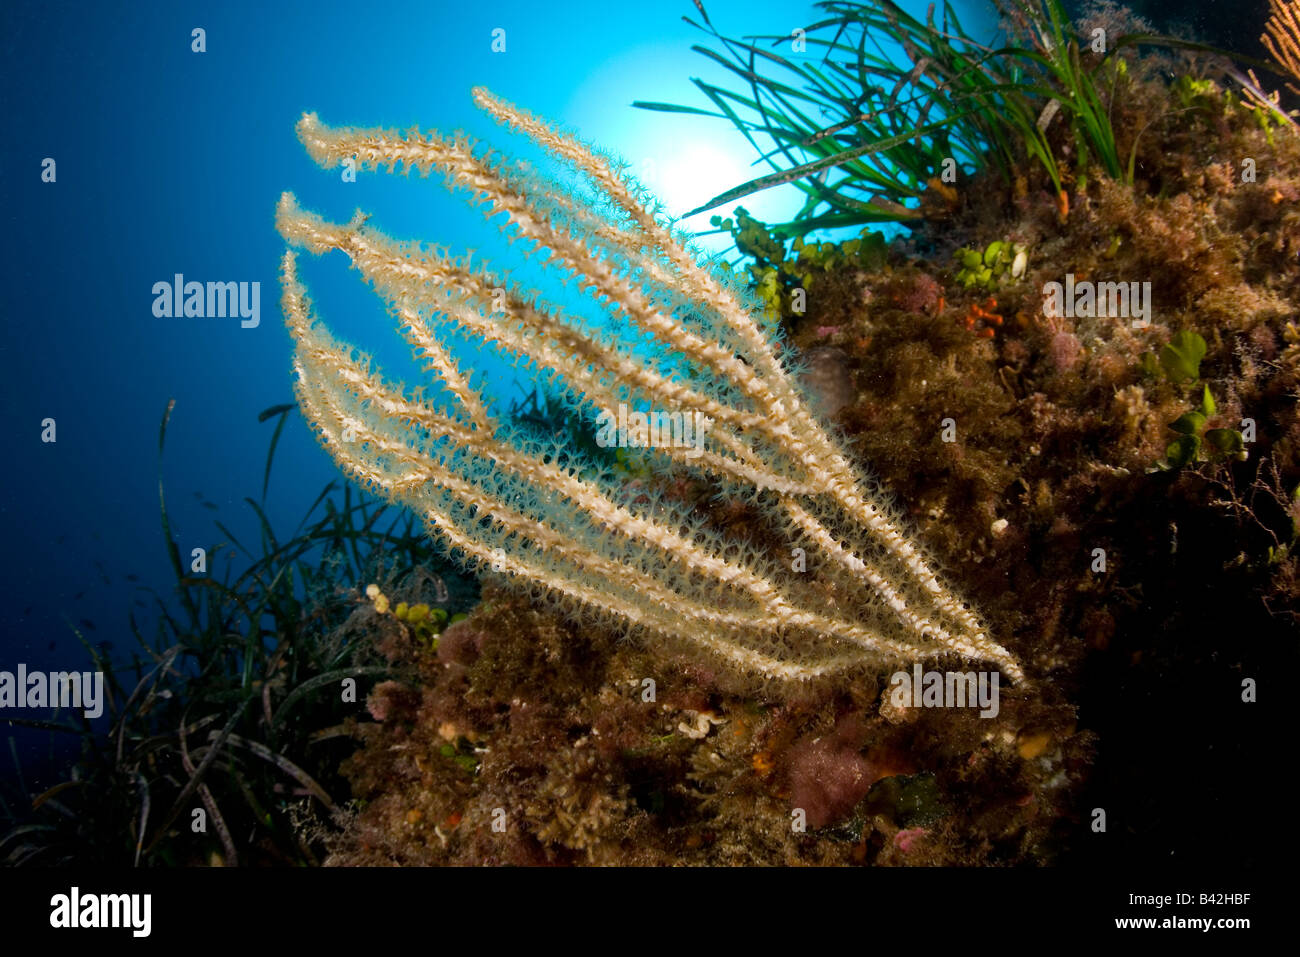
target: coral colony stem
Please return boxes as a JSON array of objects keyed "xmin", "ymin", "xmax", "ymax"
[{"xmin": 275, "ymin": 87, "xmax": 1024, "ymax": 684}]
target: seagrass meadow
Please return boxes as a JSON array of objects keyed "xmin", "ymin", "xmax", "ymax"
[{"xmin": 5, "ymin": 0, "xmax": 1297, "ymax": 870}]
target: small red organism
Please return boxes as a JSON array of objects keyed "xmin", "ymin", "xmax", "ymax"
[
  {"xmin": 959, "ymin": 297, "xmax": 1004, "ymax": 338},
  {"xmin": 893, "ymin": 272, "xmax": 942, "ymax": 315},
  {"xmin": 1036, "ymin": 309, "xmax": 1083, "ymax": 374},
  {"xmin": 893, "ymin": 826, "xmax": 928, "ymax": 854}
]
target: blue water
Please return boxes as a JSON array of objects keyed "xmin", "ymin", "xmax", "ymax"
[{"xmin": 0, "ymin": 0, "xmax": 1001, "ymax": 787}]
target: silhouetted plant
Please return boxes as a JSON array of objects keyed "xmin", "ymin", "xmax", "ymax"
[{"xmin": 0, "ymin": 401, "xmax": 472, "ymax": 866}]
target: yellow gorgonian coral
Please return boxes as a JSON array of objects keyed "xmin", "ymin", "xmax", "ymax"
[{"xmin": 276, "ymin": 88, "xmax": 1022, "ymax": 684}]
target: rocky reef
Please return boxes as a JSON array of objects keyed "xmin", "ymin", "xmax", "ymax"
[{"xmin": 315, "ymin": 36, "xmax": 1300, "ymax": 865}]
